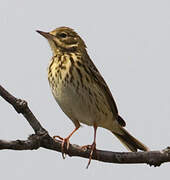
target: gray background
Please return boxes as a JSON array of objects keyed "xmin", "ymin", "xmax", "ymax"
[{"xmin": 0, "ymin": 0, "xmax": 170, "ymax": 179}]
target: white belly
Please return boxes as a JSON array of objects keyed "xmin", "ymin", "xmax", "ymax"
[
  {"xmin": 52, "ymin": 84, "xmax": 96, "ymax": 126},
  {"xmin": 51, "ymin": 81, "xmax": 114, "ymax": 130}
]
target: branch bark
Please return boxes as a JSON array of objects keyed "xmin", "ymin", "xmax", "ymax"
[{"xmin": 0, "ymin": 84, "xmax": 170, "ymax": 167}]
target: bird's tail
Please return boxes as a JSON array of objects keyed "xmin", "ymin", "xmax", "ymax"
[{"xmin": 112, "ymin": 126, "xmax": 149, "ymax": 152}]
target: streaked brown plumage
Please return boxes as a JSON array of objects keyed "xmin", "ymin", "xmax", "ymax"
[{"xmin": 37, "ymin": 27, "xmax": 149, "ymax": 168}]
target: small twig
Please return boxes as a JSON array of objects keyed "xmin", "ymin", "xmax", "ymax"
[{"xmin": 0, "ymin": 84, "xmax": 170, "ymax": 167}]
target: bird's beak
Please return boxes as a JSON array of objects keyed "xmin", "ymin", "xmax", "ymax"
[{"xmin": 36, "ymin": 30, "xmax": 54, "ymax": 40}]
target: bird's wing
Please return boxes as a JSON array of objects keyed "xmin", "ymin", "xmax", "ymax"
[{"xmin": 86, "ymin": 55, "xmax": 126, "ymax": 127}]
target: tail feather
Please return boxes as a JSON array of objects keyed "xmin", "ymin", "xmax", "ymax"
[{"xmin": 113, "ymin": 126, "xmax": 149, "ymax": 152}]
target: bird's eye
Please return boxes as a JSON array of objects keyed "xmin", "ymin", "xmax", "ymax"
[{"xmin": 59, "ymin": 32, "xmax": 67, "ymax": 38}]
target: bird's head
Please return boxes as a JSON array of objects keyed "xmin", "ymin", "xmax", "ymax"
[{"xmin": 37, "ymin": 27, "xmax": 86, "ymax": 55}]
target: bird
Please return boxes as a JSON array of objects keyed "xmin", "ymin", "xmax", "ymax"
[{"xmin": 37, "ymin": 27, "xmax": 149, "ymax": 168}]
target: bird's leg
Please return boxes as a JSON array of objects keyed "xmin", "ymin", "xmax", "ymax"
[
  {"xmin": 86, "ymin": 124, "xmax": 97, "ymax": 169},
  {"xmin": 53, "ymin": 126, "xmax": 80, "ymax": 159}
]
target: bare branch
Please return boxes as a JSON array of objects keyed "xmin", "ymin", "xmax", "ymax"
[
  {"xmin": 1, "ymin": 84, "xmax": 170, "ymax": 167},
  {"xmin": 0, "ymin": 85, "xmax": 47, "ymax": 135},
  {"xmin": 0, "ymin": 137, "xmax": 40, "ymax": 150}
]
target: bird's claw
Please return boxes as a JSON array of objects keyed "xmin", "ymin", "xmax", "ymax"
[
  {"xmin": 81, "ymin": 142, "xmax": 96, "ymax": 169},
  {"xmin": 53, "ymin": 135, "xmax": 70, "ymax": 159}
]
